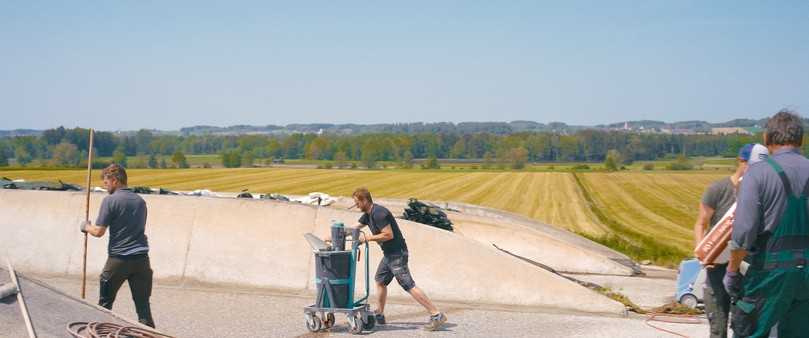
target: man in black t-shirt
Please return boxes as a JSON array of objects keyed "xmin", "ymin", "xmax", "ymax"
[
  {"xmin": 352, "ymin": 187, "xmax": 447, "ymax": 331},
  {"xmin": 80, "ymin": 164, "xmax": 155, "ymax": 328}
]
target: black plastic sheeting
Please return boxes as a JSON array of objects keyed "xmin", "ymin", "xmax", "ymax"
[
  {"xmin": 1, "ymin": 177, "xmax": 81, "ymax": 191},
  {"xmin": 402, "ymin": 198, "xmax": 454, "ymax": 232},
  {"xmin": 0, "ymin": 177, "xmax": 182, "ymax": 196},
  {"xmin": 261, "ymin": 193, "xmax": 290, "ymax": 201},
  {"xmin": 239, "ymin": 191, "xmax": 294, "ymax": 201},
  {"xmin": 131, "ymin": 186, "xmax": 179, "ymax": 195}
]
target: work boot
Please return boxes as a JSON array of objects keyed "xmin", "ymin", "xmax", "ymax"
[
  {"xmin": 374, "ymin": 313, "xmax": 386, "ymax": 325},
  {"xmin": 423, "ymin": 312, "xmax": 447, "ymax": 331}
]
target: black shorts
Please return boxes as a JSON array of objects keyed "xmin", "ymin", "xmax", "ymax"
[{"xmin": 375, "ymin": 251, "xmax": 416, "ymax": 291}]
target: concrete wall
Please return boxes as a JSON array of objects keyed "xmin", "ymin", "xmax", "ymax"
[
  {"xmin": 332, "ymin": 197, "xmax": 640, "ymax": 276},
  {"xmin": 0, "ymin": 190, "xmax": 625, "ymax": 315}
]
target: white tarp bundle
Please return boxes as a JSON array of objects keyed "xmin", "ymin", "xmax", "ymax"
[
  {"xmin": 291, "ymin": 192, "xmax": 335, "ymax": 206},
  {"xmin": 184, "ymin": 189, "xmax": 220, "ymax": 197}
]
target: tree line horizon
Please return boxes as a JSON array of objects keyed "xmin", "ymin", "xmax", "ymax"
[{"xmin": 1, "ymin": 126, "xmax": 795, "ymax": 169}]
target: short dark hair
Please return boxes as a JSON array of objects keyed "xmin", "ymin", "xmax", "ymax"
[
  {"xmin": 765, "ymin": 110, "xmax": 804, "ymax": 147},
  {"xmin": 101, "ymin": 163, "xmax": 128, "ymax": 185},
  {"xmin": 352, "ymin": 187, "xmax": 373, "ymax": 204}
]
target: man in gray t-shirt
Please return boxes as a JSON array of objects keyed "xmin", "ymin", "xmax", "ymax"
[
  {"xmin": 693, "ymin": 143, "xmax": 767, "ymax": 338},
  {"xmin": 702, "ymin": 177, "xmax": 736, "ymax": 230},
  {"xmin": 80, "ymin": 164, "xmax": 155, "ymax": 328},
  {"xmin": 96, "ymin": 185, "xmax": 149, "ymax": 256}
]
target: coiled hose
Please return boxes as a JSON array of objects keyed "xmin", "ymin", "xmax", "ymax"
[{"xmin": 67, "ymin": 322, "xmax": 175, "ymax": 338}]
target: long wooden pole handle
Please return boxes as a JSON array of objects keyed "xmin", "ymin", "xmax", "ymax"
[{"xmin": 81, "ymin": 128, "xmax": 94, "ymax": 299}]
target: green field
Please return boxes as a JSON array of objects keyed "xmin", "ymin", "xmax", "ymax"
[
  {"xmin": 0, "ymin": 166, "xmax": 729, "ymax": 266},
  {"xmin": 575, "ymin": 172, "xmax": 724, "ymax": 263}
]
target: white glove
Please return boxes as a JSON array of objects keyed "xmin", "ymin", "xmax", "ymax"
[{"xmin": 79, "ymin": 220, "xmax": 91, "ymax": 233}]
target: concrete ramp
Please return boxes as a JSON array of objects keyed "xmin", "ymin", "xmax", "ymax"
[
  {"xmin": 0, "ymin": 190, "xmax": 625, "ymax": 315},
  {"xmin": 332, "ymin": 197, "xmax": 640, "ymax": 276},
  {"xmin": 1, "ymin": 266, "xmax": 159, "ymax": 337}
]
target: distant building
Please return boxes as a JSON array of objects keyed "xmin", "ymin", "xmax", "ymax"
[
  {"xmin": 711, "ymin": 127, "xmax": 753, "ymax": 135},
  {"xmin": 744, "ymin": 126, "xmax": 762, "ymax": 134}
]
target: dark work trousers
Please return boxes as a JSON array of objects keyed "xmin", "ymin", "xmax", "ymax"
[
  {"xmin": 704, "ymin": 263, "xmax": 731, "ymax": 338},
  {"xmin": 99, "ymin": 254, "xmax": 155, "ymax": 328}
]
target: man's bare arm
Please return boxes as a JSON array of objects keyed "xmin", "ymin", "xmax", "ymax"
[
  {"xmin": 728, "ymin": 249, "xmax": 748, "ymax": 272},
  {"xmin": 694, "ymin": 203, "xmax": 715, "ymax": 247},
  {"xmin": 360, "ymin": 225, "xmax": 394, "ymax": 243},
  {"xmin": 86, "ymin": 222, "xmax": 107, "ymax": 238}
]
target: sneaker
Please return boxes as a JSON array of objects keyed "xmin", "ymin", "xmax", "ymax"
[
  {"xmin": 423, "ymin": 312, "xmax": 447, "ymax": 331},
  {"xmin": 374, "ymin": 313, "xmax": 386, "ymax": 325}
]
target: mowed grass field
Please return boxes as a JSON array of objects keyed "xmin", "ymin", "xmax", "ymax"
[
  {"xmin": 576, "ymin": 172, "xmax": 726, "ymax": 262},
  {"xmin": 0, "ymin": 167, "xmax": 728, "ymax": 265}
]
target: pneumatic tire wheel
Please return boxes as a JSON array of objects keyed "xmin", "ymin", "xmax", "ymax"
[
  {"xmin": 323, "ymin": 313, "xmax": 335, "ymax": 329},
  {"xmin": 363, "ymin": 313, "xmax": 376, "ymax": 331},
  {"xmin": 679, "ymin": 294, "xmax": 699, "ymax": 309},
  {"xmin": 305, "ymin": 313, "xmax": 323, "ymax": 332},
  {"xmin": 347, "ymin": 312, "xmax": 363, "ymax": 334}
]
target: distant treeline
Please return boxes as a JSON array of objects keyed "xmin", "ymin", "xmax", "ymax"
[
  {"xmin": 178, "ymin": 118, "xmax": 774, "ymax": 136},
  {"xmin": 1, "ymin": 126, "xmax": 793, "ymax": 169},
  {"xmin": 0, "ymin": 117, "xmax": 779, "ymax": 138}
]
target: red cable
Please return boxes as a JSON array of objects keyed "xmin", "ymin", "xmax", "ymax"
[{"xmin": 644, "ymin": 313, "xmax": 703, "ymax": 338}]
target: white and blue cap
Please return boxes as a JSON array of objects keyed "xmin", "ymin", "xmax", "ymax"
[{"xmin": 739, "ymin": 143, "xmax": 769, "ymax": 164}]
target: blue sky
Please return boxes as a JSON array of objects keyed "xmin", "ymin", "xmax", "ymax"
[{"xmin": 1, "ymin": 1, "xmax": 808, "ymax": 130}]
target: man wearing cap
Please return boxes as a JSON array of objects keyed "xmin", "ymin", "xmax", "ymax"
[
  {"xmin": 725, "ymin": 110, "xmax": 809, "ymax": 337},
  {"xmin": 694, "ymin": 143, "xmax": 768, "ymax": 338},
  {"xmin": 79, "ymin": 164, "xmax": 155, "ymax": 328}
]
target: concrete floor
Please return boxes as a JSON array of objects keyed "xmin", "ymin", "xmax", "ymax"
[{"xmin": 36, "ymin": 275, "xmax": 709, "ymax": 338}]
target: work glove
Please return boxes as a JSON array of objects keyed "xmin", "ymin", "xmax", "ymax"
[
  {"xmin": 723, "ymin": 270, "xmax": 743, "ymax": 300},
  {"xmin": 79, "ymin": 220, "xmax": 90, "ymax": 233}
]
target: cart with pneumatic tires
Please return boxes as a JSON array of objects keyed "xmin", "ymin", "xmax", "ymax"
[{"xmin": 304, "ymin": 226, "xmax": 375, "ymax": 334}]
